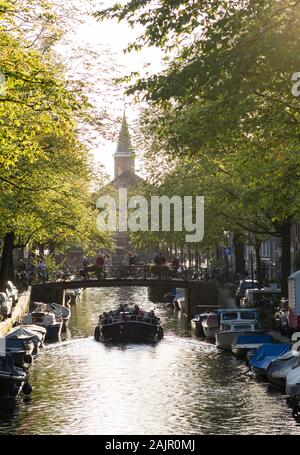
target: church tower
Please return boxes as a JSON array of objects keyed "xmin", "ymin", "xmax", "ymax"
[{"xmin": 113, "ymin": 111, "xmax": 135, "ymax": 179}]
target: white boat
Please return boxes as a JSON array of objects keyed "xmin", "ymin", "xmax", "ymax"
[
  {"xmin": 49, "ymin": 303, "xmax": 71, "ymax": 330},
  {"xmin": 267, "ymin": 351, "xmax": 298, "ymax": 390},
  {"xmin": 191, "ymin": 313, "xmax": 210, "ymax": 337},
  {"xmin": 177, "ymin": 297, "xmax": 187, "ymax": 314},
  {"xmin": 215, "ymin": 321, "xmax": 259, "ymax": 350},
  {"xmin": 21, "ymin": 324, "xmax": 47, "ymax": 343},
  {"xmin": 286, "ymin": 362, "xmax": 300, "ymax": 397},
  {"xmin": 231, "ymin": 333, "xmax": 273, "ymax": 359},
  {"xmin": 202, "ymin": 308, "xmax": 259, "ymax": 344},
  {"xmin": 202, "ymin": 313, "xmax": 219, "ymax": 340},
  {"xmin": 6, "ymin": 326, "xmax": 43, "ymax": 354},
  {"xmin": 23, "ymin": 311, "xmax": 62, "ymax": 339}
]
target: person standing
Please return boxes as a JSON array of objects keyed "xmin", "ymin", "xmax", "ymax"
[
  {"xmin": 37, "ymin": 258, "xmax": 47, "ymax": 284},
  {"xmin": 96, "ymin": 253, "xmax": 105, "ymax": 279},
  {"xmin": 105, "ymin": 254, "xmax": 112, "ymax": 277}
]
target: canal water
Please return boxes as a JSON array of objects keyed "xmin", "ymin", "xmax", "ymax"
[{"xmin": 0, "ymin": 287, "xmax": 299, "ymax": 435}]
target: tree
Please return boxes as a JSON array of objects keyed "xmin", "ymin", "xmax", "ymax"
[
  {"xmin": 0, "ymin": 0, "xmax": 115, "ymax": 287},
  {"xmin": 97, "ymin": 0, "xmax": 300, "ymax": 295}
]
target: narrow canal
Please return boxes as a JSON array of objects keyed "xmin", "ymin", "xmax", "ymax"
[{"xmin": 0, "ymin": 287, "xmax": 299, "ymax": 435}]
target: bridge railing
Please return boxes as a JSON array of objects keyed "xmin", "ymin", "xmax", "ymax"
[{"xmin": 42, "ymin": 264, "xmax": 229, "ymax": 283}]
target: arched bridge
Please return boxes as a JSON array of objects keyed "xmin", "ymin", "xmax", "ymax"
[{"xmin": 31, "ymin": 266, "xmax": 226, "ymax": 317}]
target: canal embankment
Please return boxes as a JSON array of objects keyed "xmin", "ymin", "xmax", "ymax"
[{"xmin": 0, "ymin": 290, "xmax": 31, "ymax": 336}]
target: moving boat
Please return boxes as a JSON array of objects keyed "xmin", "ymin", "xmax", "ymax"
[
  {"xmin": 0, "ymin": 354, "xmax": 29, "ymax": 399},
  {"xmin": 49, "ymin": 303, "xmax": 71, "ymax": 330},
  {"xmin": 250, "ymin": 343, "xmax": 291, "ymax": 378},
  {"xmin": 231, "ymin": 334, "xmax": 273, "ymax": 359},
  {"xmin": 191, "ymin": 313, "xmax": 210, "ymax": 337},
  {"xmin": 215, "ymin": 321, "xmax": 260, "ymax": 350},
  {"xmin": 94, "ymin": 307, "xmax": 164, "ymax": 343},
  {"xmin": 23, "ymin": 310, "xmax": 63, "ymax": 339}
]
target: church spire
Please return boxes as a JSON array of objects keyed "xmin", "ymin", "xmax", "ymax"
[
  {"xmin": 114, "ymin": 111, "xmax": 135, "ymax": 179},
  {"xmin": 115, "ymin": 111, "xmax": 133, "ymax": 156}
]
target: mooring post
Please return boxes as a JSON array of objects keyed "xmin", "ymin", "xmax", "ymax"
[
  {"xmin": 57, "ymin": 288, "xmax": 66, "ymax": 306},
  {"xmin": 185, "ymin": 286, "xmax": 192, "ymax": 319}
]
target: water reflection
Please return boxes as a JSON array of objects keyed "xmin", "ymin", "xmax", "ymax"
[{"xmin": 0, "ymin": 287, "xmax": 299, "ymax": 434}]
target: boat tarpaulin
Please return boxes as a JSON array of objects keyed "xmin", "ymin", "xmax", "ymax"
[
  {"xmin": 250, "ymin": 343, "xmax": 291, "ymax": 370},
  {"xmin": 234, "ymin": 334, "xmax": 273, "ymax": 345}
]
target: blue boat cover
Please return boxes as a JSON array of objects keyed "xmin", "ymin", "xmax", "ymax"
[
  {"xmin": 234, "ymin": 334, "xmax": 273, "ymax": 345},
  {"xmin": 250, "ymin": 343, "xmax": 291, "ymax": 370}
]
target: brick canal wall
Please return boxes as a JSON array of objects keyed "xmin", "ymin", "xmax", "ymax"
[{"xmin": 0, "ymin": 290, "xmax": 31, "ymax": 336}]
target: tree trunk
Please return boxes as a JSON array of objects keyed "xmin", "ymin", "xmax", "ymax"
[
  {"xmin": 48, "ymin": 241, "xmax": 55, "ymax": 255},
  {"xmin": 255, "ymin": 240, "xmax": 263, "ymax": 289},
  {"xmin": 195, "ymin": 246, "xmax": 199, "ymax": 270},
  {"xmin": 280, "ymin": 220, "xmax": 292, "ymax": 298},
  {"xmin": 38, "ymin": 243, "xmax": 45, "ymax": 257},
  {"xmin": 0, "ymin": 232, "xmax": 15, "ymax": 290},
  {"xmin": 233, "ymin": 233, "xmax": 245, "ymax": 276}
]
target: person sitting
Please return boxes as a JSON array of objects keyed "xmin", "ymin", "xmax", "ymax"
[
  {"xmin": 132, "ymin": 304, "xmax": 140, "ymax": 316},
  {"xmin": 149, "ymin": 309, "xmax": 159, "ymax": 323},
  {"xmin": 102, "ymin": 312, "xmax": 110, "ymax": 324},
  {"xmin": 159, "ymin": 254, "xmax": 166, "ymax": 265},
  {"xmin": 171, "ymin": 256, "xmax": 180, "ymax": 270},
  {"xmin": 154, "ymin": 254, "xmax": 161, "ymax": 265},
  {"xmin": 117, "ymin": 304, "xmax": 125, "ymax": 314}
]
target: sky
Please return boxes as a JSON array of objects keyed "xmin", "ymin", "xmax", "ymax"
[{"xmin": 64, "ymin": 3, "xmax": 164, "ymax": 179}]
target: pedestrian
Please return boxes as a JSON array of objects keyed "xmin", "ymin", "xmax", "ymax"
[
  {"xmin": 96, "ymin": 253, "xmax": 105, "ymax": 279},
  {"xmin": 37, "ymin": 258, "xmax": 47, "ymax": 283},
  {"xmin": 83, "ymin": 255, "xmax": 89, "ymax": 268},
  {"xmin": 105, "ymin": 254, "xmax": 112, "ymax": 277}
]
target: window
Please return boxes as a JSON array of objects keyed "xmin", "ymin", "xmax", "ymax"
[
  {"xmin": 241, "ymin": 312, "xmax": 256, "ymax": 320},
  {"xmin": 234, "ymin": 324, "xmax": 252, "ymax": 330},
  {"xmin": 222, "ymin": 312, "xmax": 238, "ymax": 320}
]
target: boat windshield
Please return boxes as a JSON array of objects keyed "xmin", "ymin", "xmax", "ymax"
[
  {"xmin": 100, "ymin": 310, "xmax": 160, "ymax": 326},
  {"xmin": 240, "ymin": 312, "xmax": 257, "ymax": 320},
  {"xmin": 222, "ymin": 312, "xmax": 238, "ymax": 320},
  {"xmin": 233, "ymin": 324, "xmax": 253, "ymax": 330}
]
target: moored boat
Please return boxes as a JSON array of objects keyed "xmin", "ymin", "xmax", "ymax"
[
  {"xmin": 23, "ymin": 310, "xmax": 63, "ymax": 339},
  {"xmin": 94, "ymin": 306, "xmax": 164, "ymax": 343},
  {"xmin": 286, "ymin": 362, "xmax": 300, "ymax": 398},
  {"xmin": 2, "ymin": 337, "xmax": 34, "ymax": 368},
  {"xmin": 231, "ymin": 334, "xmax": 273, "ymax": 359},
  {"xmin": 49, "ymin": 303, "xmax": 71, "ymax": 330},
  {"xmin": 215, "ymin": 321, "xmax": 260, "ymax": 350},
  {"xmin": 250, "ymin": 343, "xmax": 291, "ymax": 378},
  {"xmin": 66, "ymin": 289, "xmax": 81, "ymax": 305},
  {"xmin": 191, "ymin": 313, "xmax": 210, "ymax": 338},
  {"xmin": 6, "ymin": 326, "xmax": 43, "ymax": 355},
  {"xmin": 267, "ymin": 351, "xmax": 300, "ymax": 390},
  {"xmin": 202, "ymin": 313, "xmax": 219, "ymax": 340},
  {"xmin": 0, "ymin": 354, "xmax": 30, "ymax": 399}
]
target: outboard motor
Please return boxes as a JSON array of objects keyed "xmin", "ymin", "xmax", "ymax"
[{"xmin": 22, "ymin": 382, "xmax": 32, "ymax": 396}]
